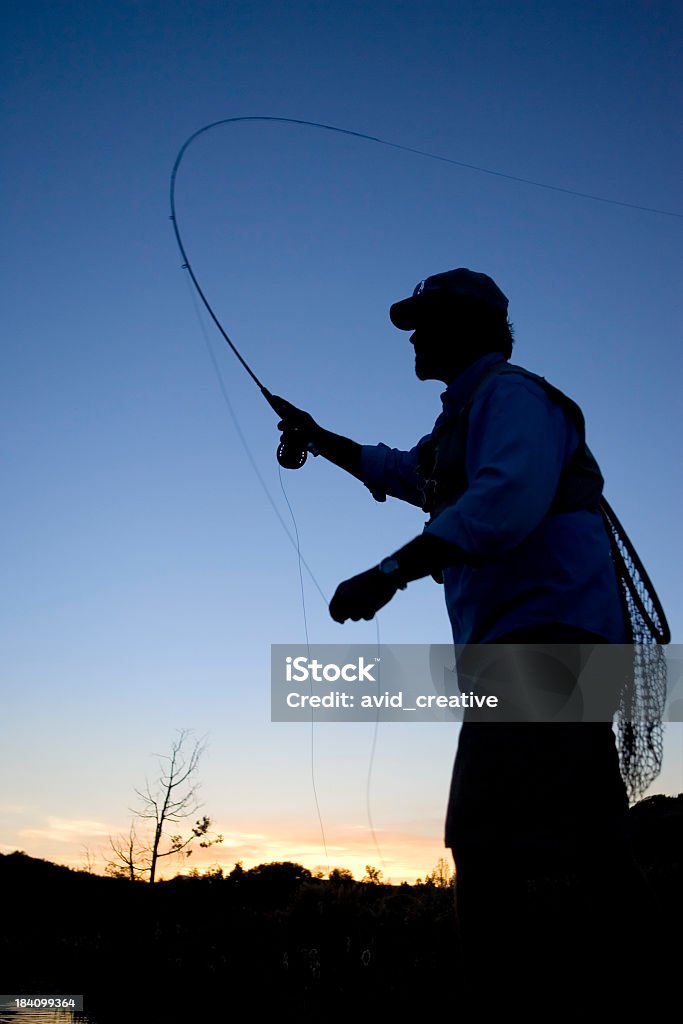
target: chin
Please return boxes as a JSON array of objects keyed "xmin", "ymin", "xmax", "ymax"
[{"xmin": 415, "ymin": 359, "xmax": 435, "ymax": 381}]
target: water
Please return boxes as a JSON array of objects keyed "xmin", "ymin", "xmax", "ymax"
[{"xmin": 0, "ymin": 1015, "xmax": 96, "ymax": 1024}]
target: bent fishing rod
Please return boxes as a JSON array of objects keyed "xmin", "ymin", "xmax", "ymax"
[{"xmin": 170, "ymin": 119, "xmax": 315, "ymax": 470}]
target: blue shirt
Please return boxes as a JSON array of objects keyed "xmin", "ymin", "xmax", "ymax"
[{"xmin": 360, "ymin": 354, "xmax": 626, "ymax": 644}]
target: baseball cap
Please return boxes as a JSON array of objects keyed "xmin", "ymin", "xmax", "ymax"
[{"xmin": 389, "ymin": 268, "xmax": 509, "ymax": 330}]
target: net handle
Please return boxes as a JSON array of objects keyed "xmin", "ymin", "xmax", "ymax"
[{"xmin": 600, "ymin": 497, "xmax": 671, "ymax": 644}]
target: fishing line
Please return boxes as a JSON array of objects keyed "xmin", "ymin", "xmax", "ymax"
[
  {"xmin": 184, "ymin": 276, "xmax": 328, "ymax": 604},
  {"xmin": 171, "ymin": 115, "xmax": 683, "ymax": 227},
  {"xmin": 185, "ymin": 276, "xmax": 332, "ymax": 869},
  {"xmin": 277, "ymin": 463, "xmax": 330, "ymax": 871},
  {"xmin": 184, "ymin": 268, "xmax": 389, "ymax": 877},
  {"xmin": 367, "ymin": 614, "xmax": 387, "ymax": 877}
]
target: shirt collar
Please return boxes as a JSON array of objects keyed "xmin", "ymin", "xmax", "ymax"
[{"xmin": 440, "ymin": 352, "xmax": 506, "ymax": 413}]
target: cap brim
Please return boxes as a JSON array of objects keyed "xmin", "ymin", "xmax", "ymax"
[{"xmin": 389, "ymin": 297, "xmax": 418, "ymax": 330}]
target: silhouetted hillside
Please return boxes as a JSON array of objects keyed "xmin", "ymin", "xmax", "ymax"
[
  {"xmin": 0, "ymin": 853, "xmax": 458, "ymax": 1021},
  {"xmin": 1, "ymin": 794, "xmax": 680, "ymax": 1022}
]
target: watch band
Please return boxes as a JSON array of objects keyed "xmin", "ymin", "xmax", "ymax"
[{"xmin": 378, "ymin": 556, "xmax": 407, "ymax": 589}]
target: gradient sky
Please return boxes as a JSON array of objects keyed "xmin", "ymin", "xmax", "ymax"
[{"xmin": 3, "ymin": 0, "xmax": 681, "ymax": 883}]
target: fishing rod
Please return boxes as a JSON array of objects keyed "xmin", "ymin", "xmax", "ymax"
[{"xmin": 169, "ymin": 121, "xmax": 311, "ymax": 470}]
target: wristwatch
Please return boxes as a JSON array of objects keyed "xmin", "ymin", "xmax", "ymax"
[{"xmin": 378, "ymin": 557, "xmax": 407, "ymax": 590}]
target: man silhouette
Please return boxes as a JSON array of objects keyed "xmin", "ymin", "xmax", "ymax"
[{"xmin": 275, "ymin": 268, "xmax": 648, "ymax": 1011}]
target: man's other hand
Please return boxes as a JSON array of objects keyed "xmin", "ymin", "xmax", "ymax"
[{"xmin": 329, "ymin": 567, "xmax": 400, "ymax": 623}]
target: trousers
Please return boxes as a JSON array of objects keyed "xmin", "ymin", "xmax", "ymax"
[{"xmin": 446, "ymin": 625, "xmax": 656, "ymax": 1014}]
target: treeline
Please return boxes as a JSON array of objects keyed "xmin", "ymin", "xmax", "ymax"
[
  {"xmin": 0, "ymin": 794, "xmax": 680, "ymax": 1022},
  {"xmin": 0, "ymin": 853, "xmax": 458, "ymax": 1020}
]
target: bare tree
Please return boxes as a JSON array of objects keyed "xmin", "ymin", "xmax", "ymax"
[
  {"xmin": 80, "ymin": 845, "xmax": 96, "ymax": 874},
  {"xmin": 106, "ymin": 729, "xmax": 223, "ymax": 882},
  {"xmin": 106, "ymin": 822, "xmax": 148, "ymax": 881}
]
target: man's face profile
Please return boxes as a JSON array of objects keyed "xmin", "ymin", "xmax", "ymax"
[{"xmin": 410, "ymin": 308, "xmax": 467, "ymax": 383}]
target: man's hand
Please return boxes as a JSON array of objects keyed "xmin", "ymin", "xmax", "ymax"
[
  {"xmin": 329, "ymin": 535, "xmax": 463, "ymax": 623},
  {"xmin": 329, "ymin": 566, "xmax": 401, "ymax": 623},
  {"xmin": 269, "ymin": 395, "xmax": 320, "ymax": 442},
  {"xmin": 269, "ymin": 396, "xmax": 362, "ymax": 477}
]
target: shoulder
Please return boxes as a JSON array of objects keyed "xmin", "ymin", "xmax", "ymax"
[
  {"xmin": 476, "ymin": 363, "xmax": 563, "ymax": 409},
  {"xmin": 482, "ymin": 363, "xmax": 583, "ymax": 415},
  {"xmin": 471, "ymin": 364, "xmax": 583, "ymax": 446}
]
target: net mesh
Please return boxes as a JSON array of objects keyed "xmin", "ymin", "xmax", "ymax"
[{"xmin": 601, "ymin": 499, "xmax": 669, "ymax": 803}]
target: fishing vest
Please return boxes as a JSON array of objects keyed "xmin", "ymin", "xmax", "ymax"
[{"xmin": 417, "ymin": 361, "xmax": 605, "ymax": 523}]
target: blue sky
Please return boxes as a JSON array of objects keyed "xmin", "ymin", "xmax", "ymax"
[{"xmin": 3, "ymin": 0, "xmax": 681, "ymax": 881}]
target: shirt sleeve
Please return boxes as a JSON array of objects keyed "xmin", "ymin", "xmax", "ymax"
[
  {"xmin": 424, "ymin": 376, "xmax": 579, "ymax": 559},
  {"xmin": 359, "ymin": 437, "xmax": 431, "ymax": 507}
]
